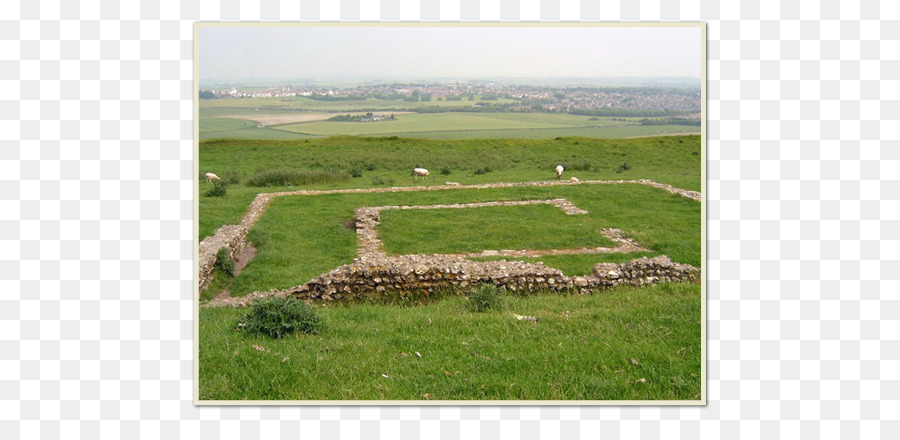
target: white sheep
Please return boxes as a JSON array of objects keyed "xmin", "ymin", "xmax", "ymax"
[
  {"xmin": 205, "ymin": 172, "xmax": 221, "ymax": 183},
  {"xmin": 555, "ymin": 165, "xmax": 564, "ymax": 180},
  {"xmin": 412, "ymin": 168, "xmax": 430, "ymax": 180},
  {"xmin": 570, "ymin": 176, "xmax": 579, "ymax": 183},
  {"xmin": 445, "ymin": 181, "xmax": 460, "ymax": 186}
]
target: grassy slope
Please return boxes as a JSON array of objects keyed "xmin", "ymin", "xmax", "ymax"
[
  {"xmin": 198, "ymin": 135, "xmax": 700, "ymax": 242},
  {"xmin": 198, "ymin": 135, "xmax": 703, "ymax": 402},
  {"xmin": 199, "ymin": 283, "xmax": 701, "ymax": 401},
  {"xmin": 224, "ymin": 183, "xmax": 700, "ymax": 296}
]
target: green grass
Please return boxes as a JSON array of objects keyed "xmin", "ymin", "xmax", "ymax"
[
  {"xmin": 199, "ymin": 283, "xmax": 701, "ymax": 401},
  {"xmin": 200, "ymin": 134, "xmax": 700, "ymax": 185},
  {"xmin": 379, "ymin": 204, "xmax": 616, "ymax": 255},
  {"xmin": 276, "ymin": 112, "xmax": 619, "ymax": 136},
  {"xmin": 198, "ymin": 135, "xmax": 701, "ymax": 242},
  {"xmin": 199, "ymin": 117, "xmax": 310, "ymax": 140},
  {"xmin": 200, "ymin": 110, "xmax": 698, "ymax": 140},
  {"xmin": 221, "ymin": 184, "xmax": 699, "ymax": 297},
  {"xmin": 369, "ymin": 125, "xmax": 700, "ymax": 140}
]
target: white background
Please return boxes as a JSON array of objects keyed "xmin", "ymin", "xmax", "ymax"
[{"xmin": 2, "ymin": 0, "xmax": 898, "ymax": 438}]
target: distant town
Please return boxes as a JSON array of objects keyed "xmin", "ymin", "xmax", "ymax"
[{"xmin": 199, "ymin": 82, "xmax": 701, "ymax": 116}]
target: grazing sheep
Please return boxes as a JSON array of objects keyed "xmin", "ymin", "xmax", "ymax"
[
  {"xmin": 205, "ymin": 172, "xmax": 221, "ymax": 183},
  {"xmin": 569, "ymin": 176, "xmax": 579, "ymax": 183},
  {"xmin": 445, "ymin": 182, "xmax": 460, "ymax": 186},
  {"xmin": 555, "ymin": 165, "xmax": 564, "ymax": 180},
  {"xmin": 412, "ymin": 168, "xmax": 430, "ymax": 180}
]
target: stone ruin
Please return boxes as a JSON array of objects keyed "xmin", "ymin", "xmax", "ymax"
[
  {"xmin": 199, "ymin": 179, "xmax": 703, "ymax": 306},
  {"xmin": 198, "ymin": 224, "xmax": 248, "ymax": 291},
  {"xmin": 278, "ymin": 254, "xmax": 699, "ymax": 302}
]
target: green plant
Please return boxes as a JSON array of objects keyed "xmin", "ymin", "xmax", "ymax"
[
  {"xmin": 222, "ymin": 170, "xmax": 241, "ymax": 185},
  {"xmin": 241, "ymin": 296, "xmax": 323, "ymax": 338},
  {"xmin": 562, "ymin": 161, "xmax": 592, "ymax": 171},
  {"xmin": 215, "ymin": 248, "xmax": 235, "ymax": 277},
  {"xmin": 245, "ymin": 169, "xmax": 349, "ymax": 187},
  {"xmin": 205, "ymin": 181, "xmax": 228, "ymax": 197},
  {"xmin": 350, "ymin": 168, "xmax": 363, "ymax": 178},
  {"xmin": 370, "ymin": 176, "xmax": 395, "ymax": 186},
  {"xmin": 466, "ymin": 284, "xmax": 505, "ymax": 312},
  {"xmin": 440, "ymin": 167, "xmax": 451, "ymax": 175},
  {"xmin": 616, "ymin": 162, "xmax": 632, "ymax": 173}
]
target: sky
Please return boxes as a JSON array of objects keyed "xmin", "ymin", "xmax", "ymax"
[{"xmin": 199, "ymin": 26, "xmax": 701, "ymax": 83}]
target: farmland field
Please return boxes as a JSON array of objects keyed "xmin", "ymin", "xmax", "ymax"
[
  {"xmin": 199, "ymin": 117, "xmax": 309, "ymax": 140},
  {"xmin": 198, "ymin": 96, "xmax": 700, "ymax": 139},
  {"xmin": 198, "ymin": 133, "xmax": 702, "ymax": 402},
  {"xmin": 198, "ymin": 135, "xmax": 702, "ymax": 241},
  {"xmin": 199, "ymin": 96, "xmax": 519, "ymax": 113}
]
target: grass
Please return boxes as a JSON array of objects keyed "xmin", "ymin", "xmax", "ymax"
[
  {"xmin": 199, "ymin": 117, "xmax": 309, "ymax": 140},
  {"xmin": 198, "ymin": 135, "xmax": 701, "ymax": 243},
  {"xmin": 200, "ymin": 108, "xmax": 699, "ymax": 140},
  {"xmin": 276, "ymin": 112, "xmax": 617, "ymax": 136},
  {"xmin": 245, "ymin": 169, "xmax": 349, "ymax": 187},
  {"xmin": 378, "ymin": 204, "xmax": 617, "ymax": 256},
  {"xmin": 199, "ymin": 282, "xmax": 701, "ymax": 401},
  {"xmin": 198, "ymin": 133, "xmax": 703, "ymax": 402},
  {"xmin": 219, "ymin": 184, "xmax": 699, "ymax": 297},
  {"xmin": 365, "ymin": 125, "xmax": 700, "ymax": 140}
]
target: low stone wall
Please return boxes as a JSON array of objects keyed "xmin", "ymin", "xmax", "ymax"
[
  {"xmin": 277, "ymin": 255, "xmax": 699, "ymax": 302},
  {"xmin": 198, "ymin": 179, "xmax": 701, "ymax": 301},
  {"xmin": 198, "ymin": 224, "xmax": 248, "ymax": 291}
]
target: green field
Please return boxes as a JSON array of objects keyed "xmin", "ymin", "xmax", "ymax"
[
  {"xmin": 200, "ymin": 283, "xmax": 701, "ymax": 401},
  {"xmin": 199, "ymin": 117, "xmax": 309, "ymax": 140},
  {"xmin": 379, "ymin": 204, "xmax": 617, "ymax": 255},
  {"xmin": 205, "ymin": 183, "xmax": 699, "ymax": 299},
  {"xmin": 198, "ymin": 96, "xmax": 700, "ymax": 139},
  {"xmin": 276, "ymin": 112, "xmax": 615, "ymax": 136},
  {"xmin": 198, "ymin": 135, "xmax": 702, "ymax": 241},
  {"xmin": 198, "ymin": 133, "xmax": 702, "ymax": 402},
  {"xmin": 270, "ymin": 112, "xmax": 698, "ymax": 139},
  {"xmin": 368, "ymin": 124, "xmax": 700, "ymax": 140}
]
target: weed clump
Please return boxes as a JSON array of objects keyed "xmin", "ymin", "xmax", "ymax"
[
  {"xmin": 466, "ymin": 285, "xmax": 506, "ymax": 313},
  {"xmin": 616, "ymin": 162, "xmax": 632, "ymax": 173},
  {"xmin": 562, "ymin": 161, "xmax": 592, "ymax": 171},
  {"xmin": 205, "ymin": 181, "xmax": 228, "ymax": 197},
  {"xmin": 241, "ymin": 296, "xmax": 323, "ymax": 338},
  {"xmin": 221, "ymin": 170, "xmax": 241, "ymax": 185},
  {"xmin": 245, "ymin": 169, "xmax": 349, "ymax": 187},
  {"xmin": 215, "ymin": 248, "xmax": 235, "ymax": 277},
  {"xmin": 371, "ymin": 176, "xmax": 395, "ymax": 186}
]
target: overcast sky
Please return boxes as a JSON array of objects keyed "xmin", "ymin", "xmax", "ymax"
[{"xmin": 199, "ymin": 26, "xmax": 701, "ymax": 82}]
